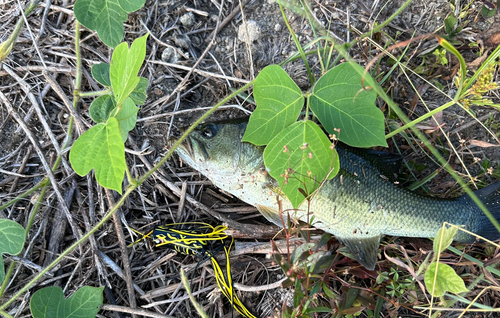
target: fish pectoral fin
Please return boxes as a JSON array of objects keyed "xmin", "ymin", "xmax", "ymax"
[
  {"xmin": 337, "ymin": 235, "xmax": 381, "ymax": 270},
  {"xmin": 256, "ymin": 204, "xmax": 286, "ymax": 228}
]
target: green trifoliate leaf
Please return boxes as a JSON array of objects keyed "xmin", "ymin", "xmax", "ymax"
[
  {"xmin": 118, "ymin": 0, "xmax": 145, "ymax": 12},
  {"xmin": 74, "ymin": 0, "xmax": 127, "ymax": 48},
  {"xmin": 310, "ymin": 62, "xmax": 387, "ymax": 147},
  {"xmin": 74, "ymin": 0, "xmax": 145, "ymax": 47},
  {"xmin": 91, "ymin": 63, "xmax": 111, "ymax": 87},
  {"xmin": 433, "ymin": 225, "xmax": 458, "ymax": 255},
  {"xmin": 115, "ymin": 97, "xmax": 139, "ymax": 142},
  {"xmin": 243, "ymin": 65, "xmax": 304, "ymax": 145},
  {"xmin": 129, "ymin": 76, "xmax": 148, "ymax": 105},
  {"xmin": 0, "ymin": 220, "xmax": 25, "ymax": 283},
  {"xmin": 110, "ymin": 34, "xmax": 148, "ymax": 106},
  {"xmin": 425, "ymin": 262, "xmax": 468, "ymax": 297},
  {"xmin": 89, "ymin": 95, "xmax": 116, "ymax": 123},
  {"xmin": 264, "ymin": 121, "xmax": 339, "ymax": 209},
  {"xmin": 69, "ymin": 117, "xmax": 125, "ymax": 193},
  {"xmin": 30, "ymin": 286, "xmax": 103, "ymax": 318}
]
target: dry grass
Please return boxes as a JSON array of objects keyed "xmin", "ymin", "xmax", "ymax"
[{"xmin": 1, "ymin": 0, "xmax": 500, "ymax": 317}]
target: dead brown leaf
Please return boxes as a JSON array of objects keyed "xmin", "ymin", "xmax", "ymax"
[{"xmin": 469, "ymin": 140, "xmax": 500, "ymax": 148}]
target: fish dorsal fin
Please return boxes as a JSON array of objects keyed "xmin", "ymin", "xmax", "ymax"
[
  {"xmin": 256, "ymin": 204, "xmax": 288, "ymax": 227},
  {"xmin": 362, "ymin": 150, "xmax": 403, "ymax": 176},
  {"xmin": 337, "ymin": 235, "xmax": 381, "ymax": 270},
  {"xmin": 338, "ymin": 144, "xmax": 403, "ymax": 178}
]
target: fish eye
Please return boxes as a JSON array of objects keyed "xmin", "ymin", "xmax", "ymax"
[{"xmin": 200, "ymin": 124, "xmax": 217, "ymax": 139}]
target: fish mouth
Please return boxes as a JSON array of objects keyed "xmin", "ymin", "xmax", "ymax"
[
  {"xmin": 168, "ymin": 136, "xmax": 193, "ymax": 159},
  {"xmin": 168, "ymin": 135, "xmax": 209, "ymax": 161}
]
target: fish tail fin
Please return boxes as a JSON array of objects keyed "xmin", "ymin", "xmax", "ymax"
[{"xmin": 464, "ymin": 182, "xmax": 500, "ymax": 241}]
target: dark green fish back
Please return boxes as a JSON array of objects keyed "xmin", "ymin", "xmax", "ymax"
[{"xmin": 330, "ymin": 147, "xmax": 500, "ymax": 243}]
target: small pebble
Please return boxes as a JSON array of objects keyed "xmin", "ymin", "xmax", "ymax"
[
  {"xmin": 238, "ymin": 20, "xmax": 261, "ymax": 42},
  {"xmin": 174, "ymin": 34, "xmax": 191, "ymax": 49},
  {"xmin": 180, "ymin": 12, "xmax": 195, "ymax": 27},
  {"xmin": 161, "ymin": 47, "xmax": 179, "ymax": 64}
]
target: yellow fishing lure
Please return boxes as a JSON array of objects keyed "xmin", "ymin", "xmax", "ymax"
[{"xmin": 131, "ymin": 222, "xmax": 258, "ymax": 318}]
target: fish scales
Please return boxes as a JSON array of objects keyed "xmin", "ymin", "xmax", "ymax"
[
  {"xmin": 313, "ymin": 149, "xmax": 477, "ymax": 240},
  {"xmin": 172, "ymin": 120, "xmax": 500, "ymax": 269}
]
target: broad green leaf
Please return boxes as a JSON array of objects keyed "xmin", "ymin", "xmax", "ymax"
[
  {"xmin": 0, "ymin": 220, "xmax": 25, "ymax": 283},
  {"xmin": 264, "ymin": 121, "xmax": 339, "ymax": 208},
  {"xmin": 116, "ymin": 97, "xmax": 139, "ymax": 142},
  {"xmin": 89, "ymin": 95, "xmax": 116, "ymax": 123},
  {"xmin": 30, "ymin": 286, "xmax": 103, "ymax": 318},
  {"xmin": 91, "ymin": 63, "xmax": 111, "ymax": 87},
  {"xmin": 290, "ymin": 242, "xmax": 315, "ymax": 265},
  {"xmin": 243, "ymin": 65, "xmax": 303, "ymax": 145},
  {"xmin": 110, "ymin": 34, "xmax": 148, "ymax": 106},
  {"xmin": 293, "ymin": 278, "xmax": 304, "ymax": 308},
  {"xmin": 433, "ymin": 225, "xmax": 457, "ymax": 254},
  {"xmin": 424, "ymin": 262, "xmax": 468, "ymax": 297},
  {"xmin": 322, "ymin": 283, "xmax": 335, "ymax": 299},
  {"xmin": 444, "ymin": 15, "xmax": 457, "ymax": 34},
  {"xmin": 310, "ymin": 62, "xmax": 387, "ymax": 147},
  {"xmin": 129, "ymin": 77, "xmax": 149, "ymax": 105},
  {"xmin": 118, "ymin": 0, "xmax": 145, "ymax": 13},
  {"xmin": 317, "ymin": 232, "xmax": 332, "ymax": 249},
  {"xmin": 304, "ymin": 307, "xmax": 334, "ymax": 314},
  {"xmin": 481, "ymin": 5, "xmax": 496, "ymax": 19},
  {"xmin": 311, "ymin": 254, "xmax": 336, "ymax": 274},
  {"xmin": 74, "ymin": 0, "xmax": 128, "ymax": 48},
  {"xmin": 69, "ymin": 117, "xmax": 126, "ymax": 193}
]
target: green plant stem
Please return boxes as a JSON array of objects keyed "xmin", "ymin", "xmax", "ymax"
[
  {"xmin": 180, "ymin": 269, "xmax": 209, "ymax": 318},
  {"xmin": 0, "ymin": 179, "xmax": 48, "ymax": 211},
  {"xmin": 0, "ymin": 186, "xmax": 134, "ymax": 312},
  {"xmin": 73, "ymin": 21, "xmax": 82, "ymax": 105},
  {"xmin": 304, "ymin": 93, "xmax": 311, "ymax": 120},
  {"xmin": 280, "ymin": 0, "xmax": 413, "ymax": 72},
  {"xmin": 279, "ymin": 3, "xmax": 314, "ymax": 85},
  {"xmin": 447, "ymin": 245, "xmax": 500, "ymax": 276},
  {"xmin": 324, "ymin": 40, "xmax": 335, "ymax": 70},
  {"xmin": 125, "ymin": 164, "xmax": 134, "ymax": 185},
  {"xmin": 0, "ymin": 263, "xmax": 15, "ymax": 298},
  {"xmin": 376, "ymin": 87, "xmax": 500, "ymax": 234},
  {"xmin": 78, "ymin": 89, "xmax": 111, "ymax": 97},
  {"xmin": 0, "ymin": 310, "xmax": 14, "ymax": 318},
  {"xmin": 438, "ymin": 38, "xmax": 467, "ymax": 99},
  {"xmin": 385, "ymin": 100, "xmax": 455, "ymax": 139},
  {"xmin": 0, "ymin": 183, "xmax": 50, "ymax": 298},
  {"xmin": 0, "ymin": 19, "xmax": 83, "ymax": 305},
  {"xmin": 0, "ymin": 82, "xmax": 253, "ymax": 313},
  {"xmin": 0, "ymin": 132, "xmax": 65, "ymax": 301},
  {"xmin": 334, "ymin": 0, "xmax": 413, "ymax": 67},
  {"xmin": 0, "ymin": 0, "xmax": 40, "ymax": 55},
  {"xmin": 359, "ymin": 0, "xmax": 414, "ymax": 39},
  {"xmin": 463, "ymin": 44, "xmax": 500, "ymax": 94},
  {"xmin": 25, "ymin": 192, "xmax": 46, "ymax": 239}
]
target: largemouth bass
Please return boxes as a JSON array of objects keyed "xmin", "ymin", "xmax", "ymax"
[{"xmin": 172, "ymin": 120, "xmax": 500, "ymax": 269}]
